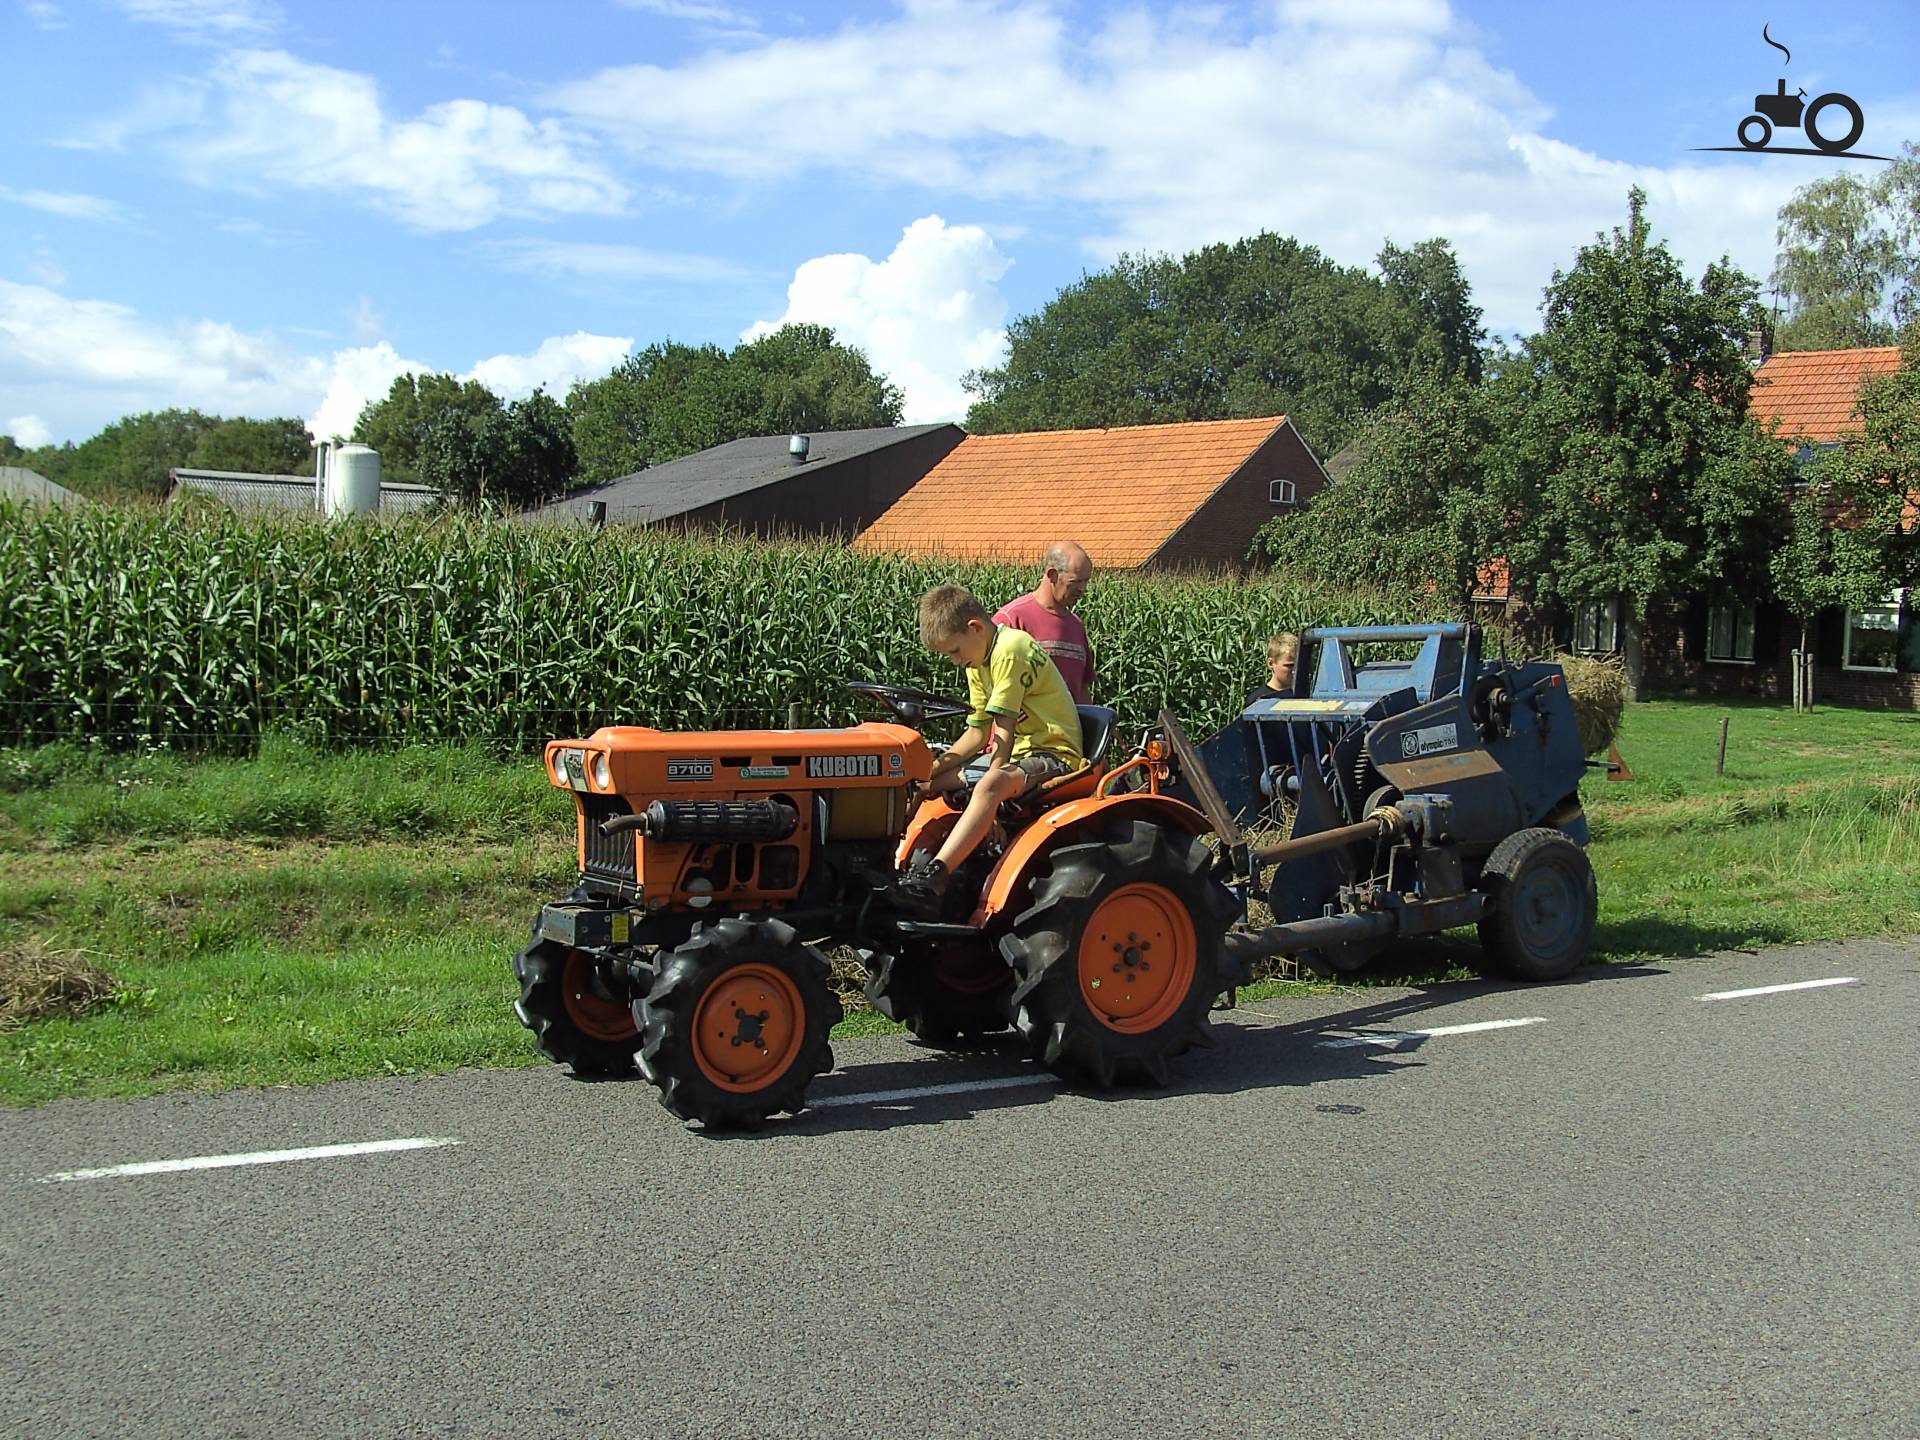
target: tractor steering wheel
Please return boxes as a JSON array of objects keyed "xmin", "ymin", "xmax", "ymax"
[{"xmin": 846, "ymin": 681, "xmax": 970, "ymax": 728}]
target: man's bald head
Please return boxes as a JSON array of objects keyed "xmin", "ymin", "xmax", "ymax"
[{"xmin": 1040, "ymin": 540, "xmax": 1092, "ymax": 611}]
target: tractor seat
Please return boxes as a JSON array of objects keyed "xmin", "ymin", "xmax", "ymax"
[
  {"xmin": 959, "ymin": 705, "xmax": 1117, "ymax": 787},
  {"xmin": 995, "ymin": 705, "xmax": 1119, "ymax": 821}
]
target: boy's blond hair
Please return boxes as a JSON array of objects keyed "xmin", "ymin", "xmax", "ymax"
[
  {"xmin": 1267, "ymin": 631, "xmax": 1299, "ymax": 662},
  {"xmin": 918, "ymin": 584, "xmax": 992, "ymax": 646}
]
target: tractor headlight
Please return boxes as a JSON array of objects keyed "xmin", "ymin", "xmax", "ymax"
[
  {"xmin": 548, "ymin": 750, "xmax": 567, "ymax": 784},
  {"xmin": 590, "ymin": 752, "xmax": 611, "ymax": 790}
]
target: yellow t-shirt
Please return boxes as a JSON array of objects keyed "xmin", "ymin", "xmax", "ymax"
[{"xmin": 966, "ymin": 626, "xmax": 1085, "ymax": 766}]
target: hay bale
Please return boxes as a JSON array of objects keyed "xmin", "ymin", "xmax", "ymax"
[
  {"xmin": 1552, "ymin": 652, "xmax": 1627, "ymax": 756},
  {"xmin": 0, "ymin": 940, "xmax": 119, "ymax": 1030}
]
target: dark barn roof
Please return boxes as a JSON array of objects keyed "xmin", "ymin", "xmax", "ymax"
[
  {"xmin": 537, "ymin": 424, "xmax": 961, "ymax": 524},
  {"xmin": 0, "ymin": 466, "xmax": 85, "ymax": 506},
  {"xmin": 166, "ymin": 468, "xmax": 441, "ymax": 515}
]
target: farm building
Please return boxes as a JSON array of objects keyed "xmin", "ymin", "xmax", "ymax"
[
  {"xmin": 1637, "ymin": 346, "xmax": 1915, "ymax": 709},
  {"xmin": 0, "ymin": 466, "xmax": 85, "ymax": 506},
  {"xmin": 536, "ymin": 424, "xmax": 964, "ymax": 537},
  {"xmin": 852, "ymin": 415, "xmax": 1327, "ymax": 571},
  {"xmin": 166, "ymin": 468, "xmax": 440, "ymax": 516}
]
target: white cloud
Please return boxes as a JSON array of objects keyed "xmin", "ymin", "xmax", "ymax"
[
  {"xmin": 616, "ymin": 0, "xmax": 759, "ymax": 30},
  {"xmin": 484, "ymin": 239, "xmax": 750, "ymax": 286},
  {"xmin": 22, "ymin": 1, "xmax": 66, "ymax": 31},
  {"xmin": 463, "ymin": 332, "xmax": 633, "ymax": 400},
  {"xmin": 0, "ymin": 187, "xmax": 126, "ymax": 223},
  {"xmin": 116, "ymin": 0, "xmax": 278, "ymax": 37},
  {"xmin": 547, "ymin": 0, "xmax": 1851, "ymax": 338},
  {"xmin": 7, "ymin": 414, "xmax": 53, "ymax": 447},
  {"xmin": 744, "ymin": 215, "xmax": 1010, "ymax": 423},
  {"xmin": 148, "ymin": 49, "xmax": 627, "ymax": 231},
  {"xmin": 0, "ymin": 278, "xmax": 627, "ymax": 445}
]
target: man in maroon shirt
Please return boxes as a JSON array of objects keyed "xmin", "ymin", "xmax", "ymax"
[{"xmin": 993, "ymin": 540, "xmax": 1095, "ymax": 704}]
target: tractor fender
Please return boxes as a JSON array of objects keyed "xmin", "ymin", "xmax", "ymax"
[{"xmin": 976, "ymin": 792, "xmax": 1214, "ymax": 925}]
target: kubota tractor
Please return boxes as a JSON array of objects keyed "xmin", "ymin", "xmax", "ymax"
[{"xmin": 514, "ymin": 682, "xmax": 1239, "ymax": 1128}]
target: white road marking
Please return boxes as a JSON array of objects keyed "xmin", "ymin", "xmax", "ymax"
[
  {"xmin": 1318, "ymin": 1016, "xmax": 1549, "ymax": 1049},
  {"xmin": 810, "ymin": 1074, "xmax": 1060, "ymax": 1109},
  {"xmin": 37, "ymin": 1137, "xmax": 462, "ymax": 1184},
  {"xmin": 1698, "ymin": 976, "xmax": 1860, "ymax": 1002}
]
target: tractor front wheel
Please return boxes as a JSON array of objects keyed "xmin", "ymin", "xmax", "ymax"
[
  {"xmin": 1000, "ymin": 821, "xmax": 1237, "ymax": 1087},
  {"xmin": 639, "ymin": 916, "xmax": 842, "ymax": 1128},
  {"xmin": 513, "ymin": 928, "xmax": 642, "ymax": 1077},
  {"xmin": 1475, "ymin": 828, "xmax": 1597, "ymax": 982}
]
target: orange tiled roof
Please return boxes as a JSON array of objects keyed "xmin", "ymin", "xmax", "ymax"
[
  {"xmin": 852, "ymin": 416, "xmax": 1291, "ymax": 568},
  {"xmin": 1749, "ymin": 346, "xmax": 1900, "ymax": 444}
]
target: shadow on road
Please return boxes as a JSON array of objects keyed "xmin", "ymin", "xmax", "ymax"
[{"xmin": 700, "ymin": 959, "xmax": 1671, "ymax": 1140}]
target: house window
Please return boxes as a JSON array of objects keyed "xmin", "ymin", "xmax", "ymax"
[
  {"xmin": 1269, "ymin": 478, "xmax": 1296, "ymax": 505},
  {"xmin": 1706, "ymin": 602, "xmax": 1755, "ymax": 664},
  {"xmin": 1843, "ymin": 589, "xmax": 1905, "ymax": 672},
  {"xmin": 1573, "ymin": 597, "xmax": 1619, "ymax": 654}
]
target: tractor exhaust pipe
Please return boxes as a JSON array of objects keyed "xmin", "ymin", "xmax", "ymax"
[{"xmin": 600, "ymin": 799, "xmax": 799, "ymax": 842}]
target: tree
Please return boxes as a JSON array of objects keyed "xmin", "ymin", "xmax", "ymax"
[
  {"xmin": 1259, "ymin": 364, "xmax": 1500, "ymax": 610},
  {"xmin": 352, "ymin": 373, "xmax": 503, "ymax": 484},
  {"xmin": 58, "ymin": 408, "xmax": 223, "ymax": 502},
  {"xmin": 962, "ymin": 232, "xmax": 1480, "ymax": 456},
  {"xmin": 1489, "ymin": 188, "xmax": 1784, "ymax": 697},
  {"xmin": 564, "ymin": 325, "xmax": 902, "ymax": 487},
  {"xmin": 419, "ymin": 388, "xmax": 577, "ymax": 510},
  {"xmin": 1774, "ymin": 324, "xmax": 1920, "ymax": 650},
  {"xmin": 1770, "ymin": 143, "xmax": 1920, "ymax": 351},
  {"xmin": 189, "ymin": 417, "xmax": 315, "ymax": 476}
]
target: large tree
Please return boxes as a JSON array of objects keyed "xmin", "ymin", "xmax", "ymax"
[
  {"xmin": 190, "ymin": 416, "xmax": 315, "ymax": 476},
  {"xmin": 419, "ymin": 388, "xmax": 577, "ymax": 511},
  {"xmin": 1489, "ymin": 188, "xmax": 1784, "ymax": 696},
  {"xmin": 961, "ymin": 232, "xmax": 1483, "ymax": 456},
  {"xmin": 351, "ymin": 373, "xmax": 503, "ymax": 484},
  {"xmin": 1259, "ymin": 363, "xmax": 1502, "ymax": 611},
  {"xmin": 1770, "ymin": 143, "xmax": 1920, "ymax": 351},
  {"xmin": 55, "ymin": 408, "xmax": 222, "ymax": 502}
]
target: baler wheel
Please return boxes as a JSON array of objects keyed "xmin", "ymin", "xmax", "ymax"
[
  {"xmin": 999, "ymin": 820, "xmax": 1237, "ymax": 1087},
  {"xmin": 1475, "ymin": 827, "xmax": 1597, "ymax": 981},
  {"xmin": 512, "ymin": 928, "xmax": 641, "ymax": 1076},
  {"xmin": 639, "ymin": 916, "xmax": 842, "ymax": 1129},
  {"xmin": 859, "ymin": 940, "xmax": 1012, "ymax": 1046}
]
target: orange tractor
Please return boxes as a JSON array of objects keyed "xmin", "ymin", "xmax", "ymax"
[
  {"xmin": 513, "ymin": 683, "xmax": 1238, "ymax": 1128},
  {"xmin": 517, "ymin": 625, "xmax": 1599, "ymax": 1128}
]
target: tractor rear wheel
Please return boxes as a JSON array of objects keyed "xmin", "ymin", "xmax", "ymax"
[
  {"xmin": 639, "ymin": 916, "xmax": 841, "ymax": 1128},
  {"xmin": 512, "ymin": 927, "xmax": 642, "ymax": 1077},
  {"xmin": 1475, "ymin": 828, "xmax": 1597, "ymax": 982},
  {"xmin": 999, "ymin": 820, "xmax": 1237, "ymax": 1087},
  {"xmin": 860, "ymin": 940, "xmax": 1012, "ymax": 1046}
]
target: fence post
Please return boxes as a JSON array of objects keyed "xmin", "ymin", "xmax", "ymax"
[
  {"xmin": 788, "ymin": 701, "xmax": 803, "ymax": 730},
  {"xmin": 1790, "ymin": 648, "xmax": 1803, "ymax": 713},
  {"xmin": 1715, "ymin": 715, "xmax": 1729, "ymax": 777}
]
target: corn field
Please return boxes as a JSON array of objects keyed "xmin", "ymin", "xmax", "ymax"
[{"xmin": 0, "ymin": 502, "xmax": 1444, "ymax": 751}]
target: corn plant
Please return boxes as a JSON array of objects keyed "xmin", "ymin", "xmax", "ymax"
[{"xmin": 0, "ymin": 500, "xmax": 1444, "ymax": 752}]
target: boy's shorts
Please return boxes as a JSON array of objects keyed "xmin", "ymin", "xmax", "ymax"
[{"xmin": 1009, "ymin": 752, "xmax": 1075, "ymax": 793}]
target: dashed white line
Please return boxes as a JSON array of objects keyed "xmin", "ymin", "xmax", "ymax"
[
  {"xmin": 1698, "ymin": 976, "xmax": 1860, "ymax": 1002},
  {"xmin": 810, "ymin": 1074, "xmax": 1060, "ymax": 1109},
  {"xmin": 37, "ymin": 1137, "xmax": 462, "ymax": 1184},
  {"xmin": 1318, "ymin": 1016, "xmax": 1549, "ymax": 1049}
]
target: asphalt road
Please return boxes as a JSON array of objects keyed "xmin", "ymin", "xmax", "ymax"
[{"xmin": 3, "ymin": 938, "xmax": 1916, "ymax": 1440}]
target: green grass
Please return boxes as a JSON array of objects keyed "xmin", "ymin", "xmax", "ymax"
[{"xmin": 3, "ymin": 699, "xmax": 1917, "ymax": 1105}]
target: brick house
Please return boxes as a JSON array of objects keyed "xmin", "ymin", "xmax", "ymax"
[
  {"xmin": 1625, "ymin": 347, "xmax": 1916, "ymax": 709},
  {"xmin": 850, "ymin": 416, "xmax": 1327, "ymax": 570}
]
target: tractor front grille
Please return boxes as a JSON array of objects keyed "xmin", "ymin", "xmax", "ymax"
[{"xmin": 580, "ymin": 795, "xmax": 637, "ymax": 886}]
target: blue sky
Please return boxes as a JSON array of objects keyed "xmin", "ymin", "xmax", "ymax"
[{"xmin": 3, "ymin": 0, "xmax": 1916, "ymax": 448}]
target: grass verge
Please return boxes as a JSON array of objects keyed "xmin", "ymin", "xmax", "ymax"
[{"xmin": 3, "ymin": 697, "xmax": 1915, "ymax": 1105}]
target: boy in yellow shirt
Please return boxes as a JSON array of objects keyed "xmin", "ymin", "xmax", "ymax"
[{"xmin": 891, "ymin": 584, "xmax": 1084, "ymax": 917}]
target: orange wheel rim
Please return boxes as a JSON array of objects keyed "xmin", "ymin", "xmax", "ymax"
[
  {"xmin": 561, "ymin": 951, "xmax": 638, "ymax": 1043},
  {"xmin": 692, "ymin": 963, "xmax": 806, "ymax": 1092},
  {"xmin": 1076, "ymin": 884, "xmax": 1197, "ymax": 1034}
]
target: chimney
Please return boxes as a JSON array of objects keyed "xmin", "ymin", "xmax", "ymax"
[
  {"xmin": 1746, "ymin": 324, "xmax": 1770, "ymax": 367},
  {"xmin": 789, "ymin": 434, "xmax": 811, "ymax": 465}
]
